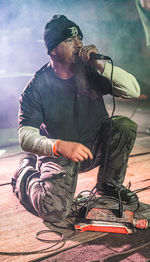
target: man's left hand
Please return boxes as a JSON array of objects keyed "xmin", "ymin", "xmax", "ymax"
[{"xmin": 78, "ymin": 44, "xmax": 106, "ymax": 73}]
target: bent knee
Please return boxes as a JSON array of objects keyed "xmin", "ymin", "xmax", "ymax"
[
  {"xmin": 32, "ymin": 193, "xmax": 69, "ymax": 223},
  {"xmin": 112, "ymin": 116, "xmax": 138, "ymax": 132}
]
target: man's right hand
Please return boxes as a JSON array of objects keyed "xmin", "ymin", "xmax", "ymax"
[{"xmin": 55, "ymin": 140, "xmax": 93, "ymax": 162}]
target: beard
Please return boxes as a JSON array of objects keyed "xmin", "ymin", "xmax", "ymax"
[
  {"xmin": 71, "ymin": 59, "xmax": 98, "ymax": 118},
  {"xmin": 73, "ymin": 60, "xmax": 89, "ymax": 92},
  {"xmin": 73, "ymin": 59, "xmax": 99, "ymax": 101}
]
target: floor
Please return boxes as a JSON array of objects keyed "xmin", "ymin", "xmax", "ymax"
[{"xmin": 0, "ymin": 99, "xmax": 150, "ymax": 262}]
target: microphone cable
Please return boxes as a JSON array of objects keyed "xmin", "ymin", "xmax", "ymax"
[
  {"xmin": 100, "ymin": 57, "xmax": 115, "ymax": 181},
  {"xmin": 69, "ymin": 57, "xmax": 120, "ymax": 219}
]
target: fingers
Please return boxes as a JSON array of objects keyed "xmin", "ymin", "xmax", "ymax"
[
  {"xmin": 79, "ymin": 45, "xmax": 92, "ymax": 62},
  {"xmin": 81, "ymin": 144, "xmax": 93, "ymax": 160},
  {"xmin": 70, "ymin": 144, "xmax": 93, "ymax": 162},
  {"xmin": 78, "ymin": 44, "xmax": 99, "ymax": 62},
  {"xmin": 56, "ymin": 140, "xmax": 93, "ymax": 163},
  {"xmin": 73, "ymin": 149, "xmax": 91, "ymax": 162}
]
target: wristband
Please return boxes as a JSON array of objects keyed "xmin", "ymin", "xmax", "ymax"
[{"xmin": 53, "ymin": 140, "xmax": 60, "ymax": 157}]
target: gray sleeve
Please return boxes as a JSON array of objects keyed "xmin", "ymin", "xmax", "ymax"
[
  {"xmin": 19, "ymin": 126, "xmax": 57, "ymax": 158},
  {"xmin": 102, "ymin": 62, "xmax": 141, "ymax": 99}
]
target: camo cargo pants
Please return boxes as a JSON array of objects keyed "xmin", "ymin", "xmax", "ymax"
[{"xmin": 14, "ymin": 116, "xmax": 137, "ymax": 223}]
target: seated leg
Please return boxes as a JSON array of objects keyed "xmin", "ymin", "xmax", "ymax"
[{"xmin": 12, "ymin": 153, "xmax": 78, "ymax": 223}]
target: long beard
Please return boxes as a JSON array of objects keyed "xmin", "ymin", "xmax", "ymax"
[
  {"xmin": 73, "ymin": 61, "xmax": 89, "ymax": 91},
  {"xmin": 73, "ymin": 61, "xmax": 98, "ymax": 100}
]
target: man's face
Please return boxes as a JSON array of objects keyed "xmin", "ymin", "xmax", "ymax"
[{"xmin": 53, "ymin": 35, "xmax": 83, "ymax": 64}]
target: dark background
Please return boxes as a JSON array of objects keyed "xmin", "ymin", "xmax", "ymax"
[{"xmin": 0, "ymin": 0, "xmax": 150, "ymax": 128}]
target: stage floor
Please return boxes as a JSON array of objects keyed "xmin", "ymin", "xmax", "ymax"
[
  {"xmin": 0, "ymin": 135, "xmax": 150, "ymax": 261},
  {"xmin": 0, "ymin": 99, "xmax": 150, "ymax": 261}
]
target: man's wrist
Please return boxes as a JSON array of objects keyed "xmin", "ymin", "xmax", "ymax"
[
  {"xmin": 53, "ymin": 139, "xmax": 61, "ymax": 157},
  {"xmin": 94, "ymin": 60, "xmax": 106, "ymax": 74}
]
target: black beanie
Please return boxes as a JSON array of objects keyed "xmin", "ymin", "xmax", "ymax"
[{"xmin": 44, "ymin": 15, "xmax": 83, "ymax": 54}]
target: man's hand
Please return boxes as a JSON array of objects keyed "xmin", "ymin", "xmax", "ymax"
[
  {"xmin": 55, "ymin": 140, "xmax": 93, "ymax": 162},
  {"xmin": 78, "ymin": 44, "xmax": 99, "ymax": 62},
  {"xmin": 78, "ymin": 44, "xmax": 106, "ymax": 74}
]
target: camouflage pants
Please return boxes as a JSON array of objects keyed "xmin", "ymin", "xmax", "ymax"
[{"xmin": 15, "ymin": 116, "xmax": 137, "ymax": 223}]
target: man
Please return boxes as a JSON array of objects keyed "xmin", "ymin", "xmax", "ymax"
[{"xmin": 13, "ymin": 15, "xmax": 140, "ymax": 223}]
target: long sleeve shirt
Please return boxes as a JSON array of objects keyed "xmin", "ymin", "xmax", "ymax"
[{"xmin": 18, "ymin": 61, "xmax": 140, "ymax": 157}]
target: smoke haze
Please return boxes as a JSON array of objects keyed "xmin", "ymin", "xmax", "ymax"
[{"xmin": 0, "ymin": 0, "xmax": 149, "ymax": 128}]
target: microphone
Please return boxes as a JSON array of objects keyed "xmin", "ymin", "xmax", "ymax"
[{"xmin": 90, "ymin": 52, "xmax": 111, "ymax": 60}]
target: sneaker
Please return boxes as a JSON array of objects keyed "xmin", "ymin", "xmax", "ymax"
[{"xmin": 101, "ymin": 183, "xmax": 138, "ymax": 204}]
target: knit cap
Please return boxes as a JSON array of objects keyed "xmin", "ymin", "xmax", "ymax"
[{"xmin": 44, "ymin": 15, "xmax": 83, "ymax": 54}]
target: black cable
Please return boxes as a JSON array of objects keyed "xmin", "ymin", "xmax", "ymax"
[
  {"xmin": 0, "ymin": 182, "xmax": 12, "ymax": 186},
  {"xmin": 36, "ymin": 230, "xmax": 63, "ymax": 243},
  {"xmin": 134, "ymin": 185, "xmax": 150, "ymax": 194},
  {"xmin": 130, "ymin": 151, "xmax": 150, "ymax": 157},
  {"xmin": 109, "ymin": 58, "xmax": 115, "ymax": 118},
  {"xmin": 70, "ymin": 55, "xmax": 149, "ymax": 219},
  {"xmin": 98, "ymin": 58, "xmax": 115, "ymax": 191},
  {"xmin": 129, "ymin": 99, "xmax": 142, "ymax": 119},
  {"xmin": 0, "ymin": 58, "xmax": 148, "ymax": 257},
  {"xmin": 0, "ymin": 59, "xmax": 115, "ymax": 224},
  {"xmin": 70, "ymin": 187, "xmax": 98, "ymax": 218},
  {"xmin": 70, "ymin": 187, "xmax": 126, "ymax": 222},
  {"xmin": 118, "ymin": 190, "xmax": 123, "ymax": 218},
  {"xmin": 0, "ymin": 231, "xmax": 65, "ymax": 256}
]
